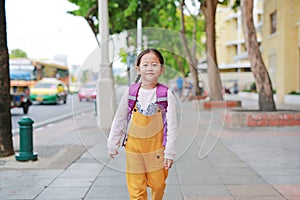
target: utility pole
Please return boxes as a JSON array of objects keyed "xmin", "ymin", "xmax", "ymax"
[
  {"xmin": 97, "ymin": 0, "xmax": 115, "ymax": 130},
  {"xmin": 137, "ymin": 0, "xmax": 142, "ymax": 55},
  {"xmin": 137, "ymin": 17, "xmax": 142, "ymax": 55}
]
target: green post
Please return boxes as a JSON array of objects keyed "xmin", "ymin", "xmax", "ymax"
[{"xmin": 15, "ymin": 117, "xmax": 38, "ymax": 161}]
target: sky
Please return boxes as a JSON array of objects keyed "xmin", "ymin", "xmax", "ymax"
[
  {"xmin": 5, "ymin": 0, "xmax": 199, "ymax": 71},
  {"xmin": 5, "ymin": 0, "xmax": 98, "ymax": 66}
]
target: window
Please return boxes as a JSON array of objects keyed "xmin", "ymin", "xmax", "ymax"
[
  {"xmin": 270, "ymin": 11, "xmax": 277, "ymax": 34},
  {"xmin": 258, "ymin": 14, "xmax": 262, "ymax": 23}
]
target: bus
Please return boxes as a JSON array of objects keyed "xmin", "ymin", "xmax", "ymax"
[{"xmin": 10, "ymin": 58, "xmax": 69, "ymax": 86}]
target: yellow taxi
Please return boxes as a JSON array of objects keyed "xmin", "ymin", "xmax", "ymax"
[{"xmin": 30, "ymin": 78, "xmax": 68, "ymax": 104}]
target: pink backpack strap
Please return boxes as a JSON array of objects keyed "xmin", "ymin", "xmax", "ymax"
[
  {"xmin": 156, "ymin": 83, "xmax": 168, "ymax": 146},
  {"xmin": 156, "ymin": 83, "xmax": 168, "ymax": 112},
  {"xmin": 128, "ymin": 82, "xmax": 141, "ymax": 116}
]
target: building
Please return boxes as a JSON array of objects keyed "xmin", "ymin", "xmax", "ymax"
[
  {"xmin": 215, "ymin": 0, "xmax": 300, "ymax": 103},
  {"xmin": 214, "ymin": 0, "xmax": 263, "ymax": 91},
  {"xmin": 261, "ymin": 0, "xmax": 300, "ymax": 103}
]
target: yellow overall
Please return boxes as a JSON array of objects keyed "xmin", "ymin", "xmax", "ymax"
[{"xmin": 125, "ymin": 105, "xmax": 168, "ymax": 200}]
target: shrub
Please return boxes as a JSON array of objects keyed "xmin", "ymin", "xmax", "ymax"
[{"xmin": 289, "ymin": 91, "xmax": 300, "ymax": 95}]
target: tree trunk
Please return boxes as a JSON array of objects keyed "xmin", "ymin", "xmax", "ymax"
[
  {"xmin": 173, "ymin": 54, "xmax": 186, "ymax": 76},
  {"xmin": 200, "ymin": 0, "xmax": 223, "ymax": 101},
  {"xmin": 180, "ymin": 0, "xmax": 201, "ymax": 96},
  {"xmin": 0, "ymin": 0, "xmax": 14, "ymax": 157},
  {"xmin": 191, "ymin": 15, "xmax": 201, "ymax": 95},
  {"xmin": 241, "ymin": 0, "xmax": 276, "ymax": 111}
]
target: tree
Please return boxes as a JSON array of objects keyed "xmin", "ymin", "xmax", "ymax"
[
  {"xmin": 10, "ymin": 49, "xmax": 27, "ymax": 58},
  {"xmin": 199, "ymin": 0, "xmax": 224, "ymax": 101},
  {"xmin": 240, "ymin": 0, "xmax": 276, "ymax": 111},
  {"xmin": 67, "ymin": 0, "xmax": 177, "ymax": 40},
  {"xmin": 0, "ymin": 0, "xmax": 14, "ymax": 157},
  {"xmin": 179, "ymin": 0, "xmax": 202, "ymax": 95},
  {"xmin": 67, "ymin": 0, "xmax": 192, "ymax": 78}
]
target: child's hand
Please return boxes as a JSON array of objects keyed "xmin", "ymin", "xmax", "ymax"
[
  {"xmin": 164, "ymin": 158, "xmax": 173, "ymax": 169},
  {"xmin": 109, "ymin": 151, "xmax": 118, "ymax": 159}
]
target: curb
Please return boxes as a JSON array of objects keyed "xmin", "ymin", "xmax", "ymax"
[{"xmin": 12, "ymin": 107, "xmax": 94, "ymax": 135}]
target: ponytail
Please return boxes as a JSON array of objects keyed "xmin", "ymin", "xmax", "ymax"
[{"xmin": 134, "ymin": 74, "xmax": 141, "ymax": 83}]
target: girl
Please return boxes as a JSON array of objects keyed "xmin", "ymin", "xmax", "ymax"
[{"xmin": 107, "ymin": 48, "xmax": 178, "ymax": 200}]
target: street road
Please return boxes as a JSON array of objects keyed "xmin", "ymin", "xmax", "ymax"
[
  {"xmin": 11, "ymin": 85, "xmax": 128, "ymax": 134},
  {"xmin": 11, "ymin": 94, "xmax": 95, "ymax": 134}
]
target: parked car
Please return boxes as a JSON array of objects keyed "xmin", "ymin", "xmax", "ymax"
[
  {"xmin": 30, "ymin": 78, "xmax": 68, "ymax": 104},
  {"xmin": 78, "ymin": 82, "xmax": 97, "ymax": 101},
  {"xmin": 69, "ymin": 82, "xmax": 80, "ymax": 94}
]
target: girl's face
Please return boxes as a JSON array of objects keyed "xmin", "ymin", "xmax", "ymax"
[{"xmin": 136, "ymin": 52, "xmax": 164, "ymax": 86}]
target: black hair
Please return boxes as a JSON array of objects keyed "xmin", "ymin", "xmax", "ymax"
[{"xmin": 134, "ymin": 48, "xmax": 164, "ymax": 83}]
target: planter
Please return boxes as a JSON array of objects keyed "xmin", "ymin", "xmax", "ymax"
[
  {"xmin": 204, "ymin": 100, "xmax": 241, "ymax": 109},
  {"xmin": 225, "ymin": 109, "xmax": 300, "ymax": 128}
]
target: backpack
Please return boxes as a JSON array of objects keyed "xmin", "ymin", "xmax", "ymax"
[{"xmin": 122, "ymin": 82, "xmax": 168, "ymax": 146}]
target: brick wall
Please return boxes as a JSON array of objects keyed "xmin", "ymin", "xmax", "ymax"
[
  {"xmin": 247, "ymin": 113, "xmax": 300, "ymax": 127},
  {"xmin": 225, "ymin": 111, "xmax": 300, "ymax": 128},
  {"xmin": 204, "ymin": 101, "xmax": 241, "ymax": 109}
]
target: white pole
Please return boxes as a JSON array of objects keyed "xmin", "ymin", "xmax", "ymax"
[
  {"xmin": 97, "ymin": 0, "xmax": 115, "ymax": 130},
  {"xmin": 137, "ymin": 17, "xmax": 142, "ymax": 54},
  {"xmin": 132, "ymin": 17, "xmax": 142, "ymax": 82}
]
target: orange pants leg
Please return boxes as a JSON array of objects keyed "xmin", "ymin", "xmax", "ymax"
[
  {"xmin": 126, "ymin": 172, "xmax": 148, "ymax": 200},
  {"xmin": 147, "ymin": 168, "xmax": 168, "ymax": 200}
]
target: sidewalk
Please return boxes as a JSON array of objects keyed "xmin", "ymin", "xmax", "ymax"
[{"xmin": 0, "ymin": 95, "xmax": 300, "ymax": 200}]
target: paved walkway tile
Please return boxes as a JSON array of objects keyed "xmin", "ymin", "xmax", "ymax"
[
  {"xmin": 263, "ymin": 175, "xmax": 300, "ymax": 185},
  {"xmin": 286, "ymin": 197, "xmax": 300, "ymax": 200},
  {"xmin": 185, "ymin": 196, "xmax": 234, "ymax": 200},
  {"xmin": 0, "ymin": 169, "xmax": 62, "ymax": 199},
  {"xmin": 49, "ymin": 177, "xmax": 94, "ymax": 187},
  {"xmin": 164, "ymin": 184, "xmax": 183, "ymax": 200},
  {"xmin": 274, "ymin": 184, "xmax": 300, "ymax": 197},
  {"xmin": 226, "ymin": 184, "xmax": 282, "ymax": 196},
  {"xmin": 232, "ymin": 197, "xmax": 286, "ymax": 200},
  {"xmin": 84, "ymin": 185, "xmax": 129, "ymax": 200},
  {"xmin": 182, "ymin": 185, "xmax": 231, "ymax": 197},
  {"xmin": 35, "ymin": 187, "xmax": 89, "ymax": 200},
  {"xmin": 220, "ymin": 174, "xmax": 266, "ymax": 185}
]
